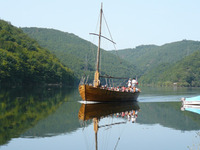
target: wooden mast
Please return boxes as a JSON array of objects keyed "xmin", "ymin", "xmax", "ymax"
[{"xmin": 93, "ymin": 3, "xmax": 103, "ymax": 87}]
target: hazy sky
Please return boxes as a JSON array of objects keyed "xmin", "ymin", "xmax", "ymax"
[{"xmin": 1, "ymin": 0, "xmax": 200, "ymax": 50}]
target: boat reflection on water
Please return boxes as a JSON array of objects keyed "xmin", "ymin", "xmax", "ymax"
[
  {"xmin": 78, "ymin": 101, "xmax": 140, "ymax": 150},
  {"xmin": 181, "ymin": 104, "xmax": 200, "ymax": 115},
  {"xmin": 78, "ymin": 101, "xmax": 140, "ymax": 122}
]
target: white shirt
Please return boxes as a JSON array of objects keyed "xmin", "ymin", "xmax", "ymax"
[{"xmin": 132, "ymin": 79, "xmax": 137, "ymax": 87}]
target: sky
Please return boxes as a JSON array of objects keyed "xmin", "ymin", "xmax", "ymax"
[{"xmin": 0, "ymin": 0, "xmax": 200, "ymax": 50}]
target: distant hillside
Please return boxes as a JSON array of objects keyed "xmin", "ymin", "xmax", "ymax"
[
  {"xmin": 0, "ymin": 20, "xmax": 75, "ymax": 86},
  {"xmin": 110, "ymin": 40, "xmax": 200, "ymax": 87},
  {"xmin": 22, "ymin": 27, "xmax": 200, "ymax": 87},
  {"xmin": 22, "ymin": 28, "xmax": 140, "ymax": 83},
  {"xmin": 140, "ymin": 50, "xmax": 200, "ymax": 87},
  {"xmin": 112, "ymin": 40, "xmax": 200, "ymax": 75}
]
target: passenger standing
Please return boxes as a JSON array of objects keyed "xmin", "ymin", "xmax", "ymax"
[
  {"xmin": 127, "ymin": 78, "xmax": 132, "ymax": 88},
  {"xmin": 132, "ymin": 78, "xmax": 138, "ymax": 88}
]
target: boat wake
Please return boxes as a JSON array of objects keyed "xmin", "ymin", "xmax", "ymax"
[
  {"xmin": 138, "ymin": 96, "xmax": 181, "ymax": 103},
  {"xmin": 78, "ymin": 101, "xmax": 100, "ymax": 104}
]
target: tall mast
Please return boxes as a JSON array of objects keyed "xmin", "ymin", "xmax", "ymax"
[
  {"xmin": 96, "ymin": 3, "xmax": 103, "ymax": 72},
  {"xmin": 94, "ymin": 3, "xmax": 103, "ymax": 87}
]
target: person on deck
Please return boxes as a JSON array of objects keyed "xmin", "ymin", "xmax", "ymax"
[
  {"xmin": 132, "ymin": 78, "xmax": 138, "ymax": 88},
  {"xmin": 121, "ymin": 86, "xmax": 125, "ymax": 92},
  {"xmin": 127, "ymin": 78, "xmax": 132, "ymax": 88},
  {"xmin": 116, "ymin": 87, "xmax": 120, "ymax": 91}
]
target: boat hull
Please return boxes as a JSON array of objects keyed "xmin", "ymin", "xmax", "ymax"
[{"xmin": 79, "ymin": 84, "xmax": 140, "ymax": 102}]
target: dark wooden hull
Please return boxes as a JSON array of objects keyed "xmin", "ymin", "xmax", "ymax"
[
  {"xmin": 78, "ymin": 102, "xmax": 140, "ymax": 121},
  {"xmin": 79, "ymin": 84, "xmax": 140, "ymax": 102}
]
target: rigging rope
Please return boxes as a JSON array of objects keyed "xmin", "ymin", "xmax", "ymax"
[
  {"xmin": 81, "ymin": 121, "xmax": 93, "ymax": 150},
  {"xmin": 102, "ymin": 13, "xmax": 116, "ymax": 50},
  {"xmin": 102, "ymin": 12, "xmax": 122, "ymax": 64},
  {"xmin": 85, "ymin": 75, "xmax": 89, "ymax": 84},
  {"xmin": 105, "ymin": 78, "xmax": 108, "ymax": 86},
  {"xmin": 117, "ymin": 79, "xmax": 127, "ymax": 87},
  {"xmin": 109, "ymin": 79, "xmax": 111, "ymax": 87},
  {"xmin": 114, "ymin": 137, "xmax": 120, "ymax": 150}
]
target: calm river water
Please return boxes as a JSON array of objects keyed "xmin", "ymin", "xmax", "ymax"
[{"xmin": 0, "ymin": 86, "xmax": 200, "ymax": 150}]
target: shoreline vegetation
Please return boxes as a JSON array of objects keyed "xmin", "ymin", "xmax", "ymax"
[
  {"xmin": 1, "ymin": 19, "xmax": 200, "ymax": 87},
  {"xmin": 0, "ymin": 20, "xmax": 76, "ymax": 87}
]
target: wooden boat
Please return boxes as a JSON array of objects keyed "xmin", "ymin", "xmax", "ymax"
[
  {"xmin": 78, "ymin": 4, "xmax": 140, "ymax": 102},
  {"xmin": 79, "ymin": 84, "xmax": 140, "ymax": 102}
]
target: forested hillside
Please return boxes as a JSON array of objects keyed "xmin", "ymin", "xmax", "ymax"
[
  {"xmin": 110, "ymin": 40, "xmax": 200, "ymax": 87},
  {"xmin": 21, "ymin": 27, "xmax": 200, "ymax": 87},
  {"xmin": 140, "ymin": 50, "xmax": 200, "ymax": 87},
  {"xmin": 113, "ymin": 40, "xmax": 200, "ymax": 75},
  {"xmin": 22, "ymin": 28, "xmax": 140, "ymax": 83},
  {"xmin": 0, "ymin": 20, "xmax": 75, "ymax": 86}
]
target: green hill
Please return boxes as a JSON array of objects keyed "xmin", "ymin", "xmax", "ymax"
[
  {"xmin": 112, "ymin": 40, "xmax": 200, "ymax": 76},
  {"xmin": 140, "ymin": 50, "xmax": 200, "ymax": 86},
  {"xmin": 22, "ymin": 27, "xmax": 140, "ymax": 84},
  {"xmin": 0, "ymin": 20, "xmax": 75, "ymax": 86},
  {"xmin": 21, "ymin": 27, "xmax": 200, "ymax": 87},
  {"xmin": 110, "ymin": 40, "xmax": 200, "ymax": 87}
]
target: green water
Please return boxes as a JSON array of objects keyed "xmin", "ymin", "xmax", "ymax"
[{"xmin": 0, "ymin": 86, "xmax": 200, "ymax": 150}]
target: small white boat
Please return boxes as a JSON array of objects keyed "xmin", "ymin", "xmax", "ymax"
[{"xmin": 181, "ymin": 96, "xmax": 200, "ymax": 105}]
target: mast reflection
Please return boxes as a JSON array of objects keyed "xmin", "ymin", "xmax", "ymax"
[{"xmin": 78, "ymin": 102, "xmax": 140, "ymax": 150}]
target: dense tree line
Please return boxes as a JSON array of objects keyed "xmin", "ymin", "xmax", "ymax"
[
  {"xmin": 22, "ymin": 27, "xmax": 200, "ymax": 87},
  {"xmin": 113, "ymin": 40, "xmax": 200, "ymax": 76},
  {"xmin": 0, "ymin": 20, "xmax": 75, "ymax": 86},
  {"xmin": 140, "ymin": 51, "xmax": 200, "ymax": 87},
  {"xmin": 22, "ymin": 28, "xmax": 140, "ymax": 84},
  {"xmin": 112, "ymin": 40, "xmax": 200, "ymax": 87}
]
